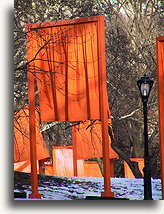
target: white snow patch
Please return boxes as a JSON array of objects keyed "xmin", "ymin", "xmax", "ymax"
[{"xmin": 14, "ymin": 175, "xmax": 162, "ymax": 200}]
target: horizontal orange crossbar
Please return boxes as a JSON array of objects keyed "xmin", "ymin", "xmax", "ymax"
[{"xmin": 27, "ymin": 15, "xmax": 103, "ymax": 30}]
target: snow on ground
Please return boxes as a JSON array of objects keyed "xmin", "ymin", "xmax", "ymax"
[{"xmin": 14, "ymin": 173, "xmax": 162, "ymax": 200}]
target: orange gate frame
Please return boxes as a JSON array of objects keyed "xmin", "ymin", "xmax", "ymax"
[
  {"xmin": 26, "ymin": 15, "xmax": 114, "ymax": 198},
  {"xmin": 156, "ymin": 36, "xmax": 164, "ymax": 199}
]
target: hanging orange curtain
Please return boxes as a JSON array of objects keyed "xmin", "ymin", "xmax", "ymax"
[
  {"xmin": 124, "ymin": 158, "xmax": 144, "ymax": 178},
  {"xmin": 14, "ymin": 106, "xmax": 50, "ymax": 163},
  {"xmin": 44, "ymin": 164, "xmax": 54, "ymax": 176},
  {"xmin": 72, "ymin": 120, "xmax": 118, "ymax": 160},
  {"xmin": 84, "ymin": 161, "xmax": 102, "ymax": 177},
  {"xmin": 52, "ymin": 146, "xmax": 84, "ymax": 177},
  {"xmin": 14, "ymin": 160, "xmax": 40, "ymax": 173},
  {"xmin": 156, "ymin": 36, "xmax": 164, "ymax": 199},
  {"xmin": 27, "ymin": 20, "xmax": 100, "ymax": 122}
]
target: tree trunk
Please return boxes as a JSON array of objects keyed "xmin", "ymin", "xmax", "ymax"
[{"xmin": 108, "ymin": 126, "xmax": 143, "ymax": 178}]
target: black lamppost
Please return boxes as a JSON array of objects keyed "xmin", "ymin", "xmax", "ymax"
[{"xmin": 137, "ymin": 74, "xmax": 153, "ymax": 200}]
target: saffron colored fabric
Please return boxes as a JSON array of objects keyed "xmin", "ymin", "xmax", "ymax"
[
  {"xmin": 14, "ymin": 160, "xmax": 40, "ymax": 173},
  {"xmin": 84, "ymin": 161, "xmax": 102, "ymax": 177},
  {"xmin": 27, "ymin": 19, "xmax": 105, "ymax": 122},
  {"xmin": 72, "ymin": 120, "xmax": 118, "ymax": 160},
  {"xmin": 44, "ymin": 164, "xmax": 54, "ymax": 176},
  {"xmin": 124, "ymin": 158, "xmax": 144, "ymax": 179},
  {"xmin": 52, "ymin": 146, "xmax": 84, "ymax": 177},
  {"xmin": 14, "ymin": 106, "xmax": 50, "ymax": 163}
]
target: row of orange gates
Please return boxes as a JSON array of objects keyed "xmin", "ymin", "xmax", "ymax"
[
  {"xmin": 14, "ymin": 105, "xmax": 144, "ymax": 179},
  {"xmin": 14, "ymin": 146, "xmax": 144, "ymax": 179},
  {"xmin": 14, "ymin": 105, "xmax": 116, "ymax": 177}
]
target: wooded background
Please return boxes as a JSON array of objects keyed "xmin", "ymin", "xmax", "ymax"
[{"xmin": 14, "ymin": 0, "xmax": 163, "ymax": 178}]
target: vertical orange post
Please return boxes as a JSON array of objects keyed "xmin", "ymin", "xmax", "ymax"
[
  {"xmin": 72, "ymin": 126, "xmax": 78, "ymax": 176},
  {"xmin": 28, "ymin": 70, "xmax": 41, "ymax": 199},
  {"xmin": 156, "ymin": 36, "xmax": 164, "ymax": 199},
  {"xmin": 98, "ymin": 16, "xmax": 114, "ymax": 197}
]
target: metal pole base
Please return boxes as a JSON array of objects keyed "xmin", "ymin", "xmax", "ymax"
[
  {"xmin": 144, "ymin": 197, "xmax": 153, "ymax": 200},
  {"xmin": 28, "ymin": 193, "xmax": 42, "ymax": 199},
  {"xmin": 143, "ymin": 166, "xmax": 153, "ymax": 200},
  {"xmin": 101, "ymin": 191, "xmax": 114, "ymax": 197}
]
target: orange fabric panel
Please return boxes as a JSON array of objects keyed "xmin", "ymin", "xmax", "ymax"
[
  {"xmin": 52, "ymin": 147, "xmax": 114, "ymax": 177},
  {"xmin": 44, "ymin": 164, "xmax": 54, "ymax": 175},
  {"xmin": 52, "ymin": 146, "xmax": 84, "ymax": 177},
  {"xmin": 84, "ymin": 161, "xmax": 102, "ymax": 177},
  {"xmin": 77, "ymin": 160, "xmax": 85, "ymax": 177},
  {"xmin": 26, "ymin": 16, "xmax": 105, "ymax": 122},
  {"xmin": 84, "ymin": 160, "xmax": 114, "ymax": 177},
  {"xmin": 72, "ymin": 120, "xmax": 118, "ymax": 160},
  {"xmin": 14, "ymin": 161, "xmax": 39, "ymax": 173},
  {"xmin": 14, "ymin": 106, "xmax": 50, "ymax": 163},
  {"xmin": 53, "ymin": 147, "xmax": 74, "ymax": 177},
  {"xmin": 124, "ymin": 158, "xmax": 144, "ymax": 178},
  {"xmin": 156, "ymin": 36, "xmax": 164, "ymax": 199}
]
